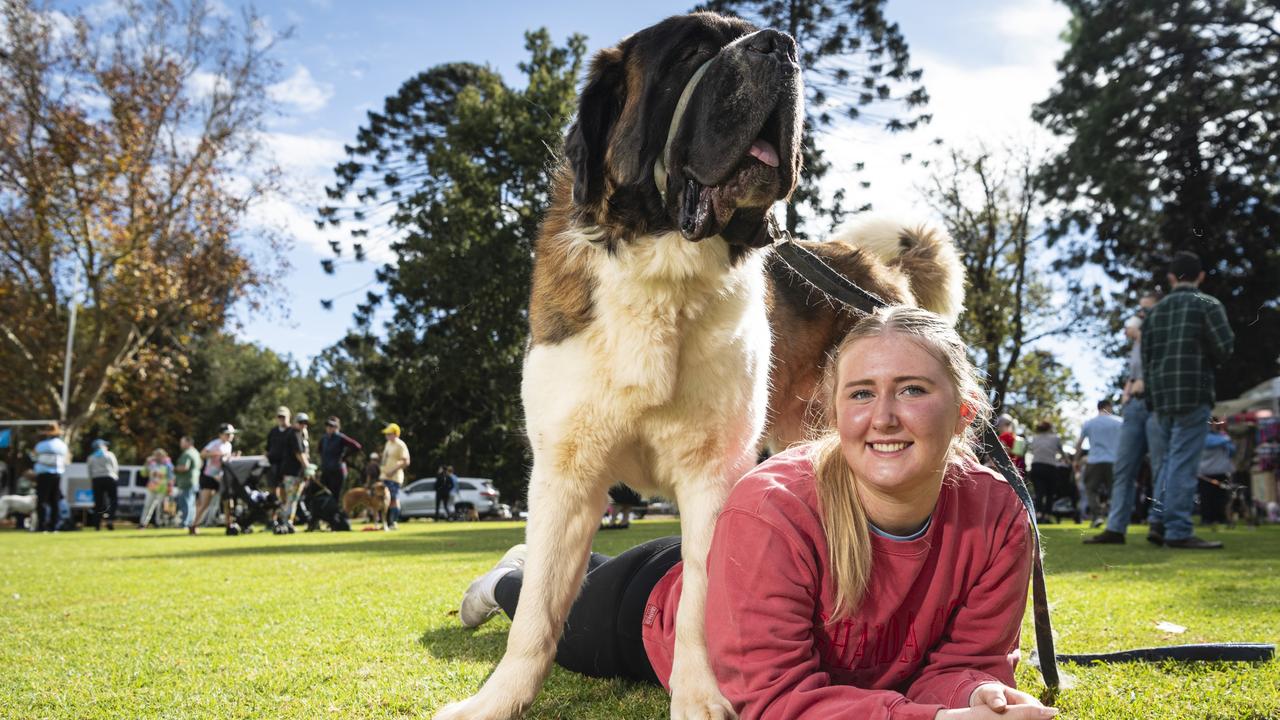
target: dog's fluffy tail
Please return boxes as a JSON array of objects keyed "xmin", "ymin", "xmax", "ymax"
[{"xmin": 827, "ymin": 215, "xmax": 965, "ymax": 324}]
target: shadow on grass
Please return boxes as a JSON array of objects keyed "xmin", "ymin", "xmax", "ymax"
[
  {"xmin": 1038, "ymin": 527, "xmax": 1177, "ymax": 574},
  {"xmin": 1039, "ymin": 525, "xmax": 1280, "ymax": 575},
  {"xmin": 129, "ymin": 525, "xmax": 530, "ymax": 560},
  {"xmin": 419, "ymin": 623, "xmax": 511, "ymax": 664},
  {"xmin": 126, "ymin": 519, "xmax": 685, "ymax": 561}
]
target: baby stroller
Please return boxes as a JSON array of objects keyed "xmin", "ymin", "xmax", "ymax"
[{"xmin": 224, "ymin": 459, "xmax": 282, "ymax": 535}]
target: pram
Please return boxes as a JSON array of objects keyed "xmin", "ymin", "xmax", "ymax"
[{"xmin": 222, "ymin": 458, "xmax": 284, "ymax": 535}]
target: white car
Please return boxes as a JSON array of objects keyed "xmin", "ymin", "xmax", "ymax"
[{"xmin": 399, "ymin": 477, "xmax": 501, "ymax": 518}]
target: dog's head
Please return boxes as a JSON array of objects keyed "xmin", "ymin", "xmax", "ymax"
[{"xmin": 566, "ymin": 12, "xmax": 803, "ymax": 247}]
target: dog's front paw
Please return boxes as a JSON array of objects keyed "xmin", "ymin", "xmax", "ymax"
[
  {"xmin": 432, "ymin": 695, "xmax": 511, "ymax": 720},
  {"xmin": 669, "ymin": 685, "xmax": 737, "ymax": 720}
]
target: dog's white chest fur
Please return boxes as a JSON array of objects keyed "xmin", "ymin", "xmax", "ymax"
[{"xmin": 523, "ymin": 231, "xmax": 770, "ymax": 493}]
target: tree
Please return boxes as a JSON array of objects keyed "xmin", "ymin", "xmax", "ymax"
[
  {"xmin": 319, "ymin": 31, "xmax": 586, "ymax": 499},
  {"xmin": 79, "ymin": 332, "xmax": 320, "ymax": 462},
  {"xmin": 921, "ymin": 144, "xmax": 1100, "ymax": 415},
  {"xmin": 1033, "ymin": 0, "xmax": 1280, "ymax": 399},
  {"xmin": 1004, "ymin": 350, "xmax": 1083, "ymax": 436},
  {"xmin": 305, "ymin": 333, "xmax": 382, "ymax": 461},
  {"xmin": 696, "ymin": 0, "xmax": 930, "ymax": 236},
  {"xmin": 0, "ymin": 0, "xmax": 283, "ymax": 443}
]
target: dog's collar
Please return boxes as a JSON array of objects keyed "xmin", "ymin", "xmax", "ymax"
[{"xmin": 653, "ymin": 58, "xmax": 714, "ymax": 202}]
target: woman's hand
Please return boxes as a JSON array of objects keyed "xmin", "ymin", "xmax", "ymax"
[
  {"xmin": 934, "ymin": 708, "xmax": 1057, "ymax": 720},
  {"xmin": 969, "ymin": 682, "xmax": 1049, "ymax": 713},
  {"xmin": 931, "ymin": 683, "xmax": 1059, "ymax": 719}
]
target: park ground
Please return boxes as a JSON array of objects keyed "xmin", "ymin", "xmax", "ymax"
[{"xmin": 1, "ymin": 519, "xmax": 1277, "ymax": 719}]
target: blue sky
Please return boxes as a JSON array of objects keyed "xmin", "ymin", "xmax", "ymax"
[{"xmin": 222, "ymin": 0, "xmax": 1108, "ymax": 422}]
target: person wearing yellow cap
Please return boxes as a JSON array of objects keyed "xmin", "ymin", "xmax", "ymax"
[{"xmin": 379, "ymin": 423, "xmax": 410, "ymax": 530}]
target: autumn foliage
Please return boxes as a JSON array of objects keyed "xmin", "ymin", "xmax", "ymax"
[{"xmin": 0, "ymin": 0, "xmax": 281, "ymax": 445}]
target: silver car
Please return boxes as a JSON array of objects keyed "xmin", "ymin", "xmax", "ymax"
[{"xmin": 399, "ymin": 476, "xmax": 501, "ymax": 518}]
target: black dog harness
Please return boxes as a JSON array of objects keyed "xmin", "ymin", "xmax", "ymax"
[{"xmin": 764, "ymin": 217, "xmax": 1274, "ymax": 689}]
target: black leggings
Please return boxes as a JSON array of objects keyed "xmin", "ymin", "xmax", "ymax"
[
  {"xmin": 92, "ymin": 476, "xmax": 118, "ymax": 527},
  {"xmin": 36, "ymin": 473, "xmax": 61, "ymax": 531},
  {"xmin": 495, "ymin": 536, "xmax": 682, "ymax": 683}
]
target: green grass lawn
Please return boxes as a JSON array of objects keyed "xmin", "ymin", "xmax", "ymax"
[{"xmin": 1, "ymin": 518, "xmax": 1277, "ymax": 719}]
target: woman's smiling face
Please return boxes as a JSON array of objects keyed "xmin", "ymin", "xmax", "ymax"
[{"xmin": 835, "ymin": 332, "xmax": 968, "ymax": 497}]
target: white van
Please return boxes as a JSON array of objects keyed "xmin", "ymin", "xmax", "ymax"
[{"xmin": 64, "ymin": 462, "xmax": 148, "ymax": 520}]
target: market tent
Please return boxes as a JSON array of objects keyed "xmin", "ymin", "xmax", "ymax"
[{"xmin": 1214, "ymin": 376, "xmax": 1280, "ymax": 418}]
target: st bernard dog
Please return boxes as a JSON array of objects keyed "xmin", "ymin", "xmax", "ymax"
[{"xmin": 434, "ymin": 12, "xmax": 963, "ymax": 720}]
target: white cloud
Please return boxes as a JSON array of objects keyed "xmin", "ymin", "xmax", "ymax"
[
  {"xmin": 264, "ymin": 131, "xmax": 345, "ymax": 177},
  {"xmin": 83, "ymin": 1, "xmax": 126, "ymax": 26},
  {"xmin": 245, "ymin": 131, "xmax": 395, "ymax": 265},
  {"xmin": 992, "ymin": 0, "xmax": 1072, "ymax": 45},
  {"xmin": 187, "ymin": 70, "xmax": 230, "ymax": 101},
  {"xmin": 819, "ymin": 6, "xmax": 1070, "ymax": 222},
  {"xmin": 268, "ymin": 65, "xmax": 335, "ymax": 114}
]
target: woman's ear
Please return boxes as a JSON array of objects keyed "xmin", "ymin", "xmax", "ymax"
[
  {"xmin": 955, "ymin": 402, "xmax": 975, "ymax": 435},
  {"xmin": 565, "ymin": 47, "xmax": 626, "ymax": 209}
]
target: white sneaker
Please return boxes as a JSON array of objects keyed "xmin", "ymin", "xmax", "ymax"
[{"xmin": 459, "ymin": 544, "xmax": 527, "ymax": 628}]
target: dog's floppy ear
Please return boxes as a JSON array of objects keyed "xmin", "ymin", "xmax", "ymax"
[{"xmin": 566, "ymin": 47, "xmax": 626, "ymax": 208}]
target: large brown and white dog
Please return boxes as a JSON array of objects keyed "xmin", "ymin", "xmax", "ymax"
[{"xmin": 434, "ymin": 12, "xmax": 962, "ymax": 720}]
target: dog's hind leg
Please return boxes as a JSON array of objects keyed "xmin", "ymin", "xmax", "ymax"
[
  {"xmin": 432, "ymin": 463, "xmax": 607, "ymax": 720},
  {"xmin": 667, "ymin": 468, "xmax": 742, "ymax": 720}
]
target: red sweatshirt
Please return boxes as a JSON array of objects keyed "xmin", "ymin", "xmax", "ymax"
[{"xmin": 642, "ymin": 444, "xmax": 1032, "ymax": 720}]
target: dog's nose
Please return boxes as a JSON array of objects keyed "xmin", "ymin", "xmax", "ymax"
[{"xmin": 745, "ymin": 29, "xmax": 797, "ymax": 65}]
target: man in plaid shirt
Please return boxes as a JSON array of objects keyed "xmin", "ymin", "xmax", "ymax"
[{"xmin": 1142, "ymin": 251, "xmax": 1234, "ymax": 549}]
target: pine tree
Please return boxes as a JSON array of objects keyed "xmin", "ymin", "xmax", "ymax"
[
  {"xmin": 1034, "ymin": 0, "xmax": 1280, "ymax": 398},
  {"xmin": 317, "ymin": 31, "xmax": 586, "ymax": 499}
]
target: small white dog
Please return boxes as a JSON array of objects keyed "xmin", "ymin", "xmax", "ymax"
[{"xmin": 0, "ymin": 494, "xmax": 37, "ymax": 529}]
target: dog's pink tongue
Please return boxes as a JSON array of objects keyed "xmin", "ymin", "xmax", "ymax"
[{"xmin": 749, "ymin": 138, "xmax": 779, "ymax": 167}]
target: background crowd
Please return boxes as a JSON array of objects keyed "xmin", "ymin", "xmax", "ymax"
[
  {"xmin": 991, "ymin": 251, "xmax": 1275, "ymax": 550},
  {"xmin": 7, "ymin": 407, "xmax": 436, "ymax": 535}
]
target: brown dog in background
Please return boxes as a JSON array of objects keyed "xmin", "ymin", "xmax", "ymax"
[{"xmin": 343, "ymin": 482, "xmax": 390, "ymax": 529}]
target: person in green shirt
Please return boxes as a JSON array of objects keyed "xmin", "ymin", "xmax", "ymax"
[{"xmin": 174, "ymin": 436, "xmax": 202, "ymax": 532}]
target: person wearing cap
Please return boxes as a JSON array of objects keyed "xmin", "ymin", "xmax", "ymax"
[
  {"xmin": 318, "ymin": 416, "xmax": 362, "ymax": 499},
  {"xmin": 379, "ymin": 423, "xmax": 410, "ymax": 529},
  {"xmin": 278, "ymin": 413, "xmax": 312, "ymax": 528},
  {"xmin": 1141, "ymin": 251, "xmax": 1234, "ymax": 550},
  {"xmin": 32, "ymin": 422, "xmax": 70, "ymax": 532},
  {"xmin": 266, "ymin": 407, "xmax": 293, "ymax": 508},
  {"xmin": 193, "ymin": 424, "xmax": 236, "ymax": 535},
  {"xmin": 86, "ymin": 438, "xmax": 120, "ymax": 530}
]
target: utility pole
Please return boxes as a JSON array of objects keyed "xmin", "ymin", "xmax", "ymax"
[{"xmin": 60, "ymin": 303, "xmax": 77, "ymax": 424}]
